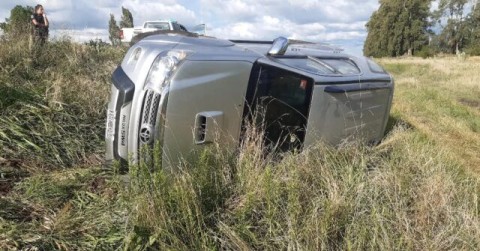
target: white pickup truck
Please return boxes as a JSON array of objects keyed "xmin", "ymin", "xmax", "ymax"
[{"xmin": 120, "ymin": 20, "xmax": 189, "ymax": 43}]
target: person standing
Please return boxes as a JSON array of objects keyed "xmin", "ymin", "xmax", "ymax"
[{"xmin": 31, "ymin": 4, "xmax": 49, "ymax": 45}]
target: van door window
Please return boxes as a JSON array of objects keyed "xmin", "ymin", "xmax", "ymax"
[{"xmin": 244, "ymin": 64, "xmax": 314, "ymax": 151}]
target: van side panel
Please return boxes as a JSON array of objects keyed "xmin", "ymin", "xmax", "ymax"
[{"xmin": 162, "ymin": 60, "xmax": 253, "ymax": 167}]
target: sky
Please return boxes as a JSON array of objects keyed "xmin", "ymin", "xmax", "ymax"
[{"xmin": 0, "ymin": 0, "xmax": 382, "ymax": 55}]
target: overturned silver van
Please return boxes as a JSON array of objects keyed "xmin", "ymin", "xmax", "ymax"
[{"xmin": 105, "ymin": 35, "xmax": 394, "ymax": 167}]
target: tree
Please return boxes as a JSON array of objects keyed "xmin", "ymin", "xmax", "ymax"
[
  {"xmin": 433, "ymin": 0, "xmax": 470, "ymax": 54},
  {"xmin": 0, "ymin": 5, "xmax": 34, "ymax": 37},
  {"xmin": 364, "ymin": 0, "xmax": 433, "ymax": 57},
  {"xmin": 108, "ymin": 14, "xmax": 121, "ymax": 46},
  {"xmin": 120, "ymin": 7, "xmax": 134, "ymax": 28},
  {"xmin": 460, "ymin": 2, "xmax": 480, "ymax": 54}
]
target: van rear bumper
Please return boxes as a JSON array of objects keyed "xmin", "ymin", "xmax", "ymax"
[{"xmin": 105, "ymin": 67, "xmax": 135, "ymax": 166}]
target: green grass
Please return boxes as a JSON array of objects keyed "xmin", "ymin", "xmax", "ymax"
[
  {"xmin": 379, "ymin": 57, "xmax": 480, "ymax": 169},
  {"xmin": 1, "ymin": 38, "xmax": 479, "ymax": 250},
  {"xmin": 0, "ymin": 36, "xmax": 124, "ymax": 169}
]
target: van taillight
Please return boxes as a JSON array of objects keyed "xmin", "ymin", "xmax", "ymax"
[{"xmin": 119, "ymin": 30, "xmax": 124, "ymax": 39}]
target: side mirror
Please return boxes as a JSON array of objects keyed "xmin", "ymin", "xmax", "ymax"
[{"xmin": 268, "ymin": 36, "xmax": 289, "ymax": 56}]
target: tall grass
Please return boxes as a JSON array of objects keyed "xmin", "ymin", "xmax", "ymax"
[
  {"xmin": 6, "ymin": 124, "xmax": 478, "ymax": 250},
  {"xmin": 0, "ymin": 168, "xmax": 126, "ymax": 250},
  {"xmin": 120, "ymin": 125, "xmax": 480, "ymax": 250},
  {"xmin": 379, "ymin": 57, "xmax": 480, "ymax": 170},
  {"xmin": 0, "ymin": 36, "xmax": 125, "ymax": 169},
  {"xmin": 1, "ymin": 38, "xmax": 479, "ymax": 250}
]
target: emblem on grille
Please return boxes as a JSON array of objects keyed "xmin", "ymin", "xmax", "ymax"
[{"xmin": 140, "ymin": 124, "xmax": 153, "ymax": 144}]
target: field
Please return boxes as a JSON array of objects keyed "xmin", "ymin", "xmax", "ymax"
[{"xmin": 0, "ymin": 37, "xmax": 479, "ymax": 250}]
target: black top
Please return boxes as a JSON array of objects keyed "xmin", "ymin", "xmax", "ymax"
[{"xmin": 31, "ymin": 13, "xmax": 46, "ymax": 28}]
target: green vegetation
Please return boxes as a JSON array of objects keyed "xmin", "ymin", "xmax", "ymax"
[
  {"xmin": 1, "ymin": 38, "xmax": 479, "ymax": 250},
  {"xmin": 108, "ymin": 14, "xmax": 121, "ymax": 46},
  {"xmin": 0, "ymin": 5, "xmax": 34, "ymax": 38},
  {"xmin": 108, "ymin": 6, "xmax": 133, "ymax": 46},
  {"xmin": 432, "ymin": 0, "xmax": 470, "ymax": 54},
  {"xmin": 364, "ymin": 0, "xmax": 431, "ymax": 57},
  {"xmin": 0, "ymin": 36, "xmax": 124, "ymax": 168},
  {"xmin": 379, "ymin": 57, "xmax": 480, "ymax": 169},
  {"xmin": 365, "ymin": 0, "xmax": 480, "ymax": 56},
  {"xmin": 120, "ymin": 7, "xmax": 134, "ymax": 29}
]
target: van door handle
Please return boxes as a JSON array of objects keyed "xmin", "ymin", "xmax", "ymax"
[
  {"xmin": 194, "ymin": 111, "xmax": 224, "ymax": 145},
  {"xmin": 324, "ymin": 84, "xmax": 390, "ymax": 93}
]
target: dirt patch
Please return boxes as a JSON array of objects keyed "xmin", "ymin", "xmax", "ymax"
[
  {"xmin": 384, "ymin": 115, "xmax": 414, "ymax": 136},
  {"xmin": 83, "ymin": 154, "xmax": 104, "ymax": 166},
  {"xmin": 0, "ymin": 181, "xmax": 14, "ymax": 196},
  {"xmin": 459, "ymin": 98, "xmax": 480, "ymax": 109},
  {"xmin": 88, "ymin": 176, "xmax": 107, "ymax": 194},
  {"xmin": 0, "ymin": 161, "xmax": 30, "ymax": 196},
  {"xmin": 0, "ymin": 198, "xmax": 41, "ymax": 222}
]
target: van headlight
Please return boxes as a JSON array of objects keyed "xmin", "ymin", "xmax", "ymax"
[{"xmin": 144, "ymin": 50, "xmax": 188, "ymax": 93}]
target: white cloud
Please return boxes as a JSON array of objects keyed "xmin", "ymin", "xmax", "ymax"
[
  {"xmin": 120, "ymin": 1, "xmax": 197, "ymax": 26},
  {"xmin": 51, "ymin": 28, "xmax": 109, "ymax": 43},
  {"xmin": 0, "ymin": 0, "xmax": 382, "ymax": 55},
  {"xmin": 199, "ymin": 0, "xmax": 379, "ymax": 55}
]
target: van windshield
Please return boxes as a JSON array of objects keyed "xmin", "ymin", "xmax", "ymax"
[
  {"xmin": 276, "ymin": 58, "xmax": 334, "ymax": 75},
  {"xmin": 145, "ymin": 22, "xmax": 170, "ymax": 30},
  {"xmin": 276, "ymin": 57, "xmax": 360, "ymax": 75},
  {"xmin": 322, "ymin": 59, "xmax": 360, "ymax": 74}
]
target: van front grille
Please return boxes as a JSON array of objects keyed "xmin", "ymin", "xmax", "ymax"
[{"xmin": 139, "ymin": 90, "xmax": 161, "ymax": 145}]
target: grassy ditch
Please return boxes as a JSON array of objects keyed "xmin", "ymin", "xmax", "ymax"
[{"xmin": 0, "ymin": 38, "xmax": 479, "ymax": 250}]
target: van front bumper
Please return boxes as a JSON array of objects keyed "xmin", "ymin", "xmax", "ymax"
[{"xmin": 105, "ymin": 66, "xmax": 135, "ymax": 166}]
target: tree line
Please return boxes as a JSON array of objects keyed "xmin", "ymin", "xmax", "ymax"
[
  {"xmin": 0, "ymin": 5, "xmax": 133, "ymax": 46},
  {"xmin": 5, "ymin": 2, "xmax": 479, "ymax": 57},
  {"xmin": 0, "ymin": 5, "xmax": 34, "ymax": 38},
  {"xmin": 364, "ymin": 0, "xmax": 480, "ymax": 57},
  {"xmin": 109, "ymin": 7, "xmax": 134, "ymax": 46}
]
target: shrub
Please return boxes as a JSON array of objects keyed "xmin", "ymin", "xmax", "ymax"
[
  {"xmin": 465, "ymin": 44, "xmax": 480, "ymax": 56},
  {"xmin": 415, "ymin": 46, "xmax": 435, "ymax": 59}
]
